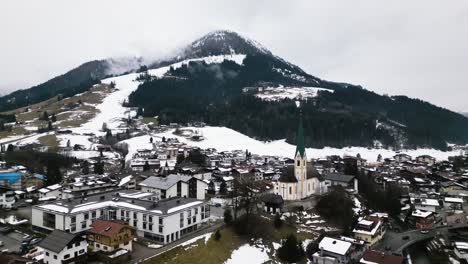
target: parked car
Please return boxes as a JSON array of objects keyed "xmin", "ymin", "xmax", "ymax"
[
  {"xmin": 0, "ymin": 226, "xmax": 13, "ymax": 234},
  {"xmin": 420, "ymin": 230, "xmax": 429, "ymax": 234},
  {"xmin": 402, "ymin": 235, "xmax": 410, "ymax": 240},
  {"xmin": 29, "ymin": 238, "xmax": 42, "ymax": 245}
]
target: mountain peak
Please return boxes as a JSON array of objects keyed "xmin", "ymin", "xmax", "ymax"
[{"xmin": 184, "ymin": 30, "xmax": 272, "ymax": 58}]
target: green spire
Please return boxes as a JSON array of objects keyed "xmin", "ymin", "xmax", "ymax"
[{"xmin": 295, "ymin": 110, "xmax": 305, "ymax": 158}]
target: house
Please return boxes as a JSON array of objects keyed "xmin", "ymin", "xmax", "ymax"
[
  {"xmin": 359, "ymin": 250, "xmax": 403, "ymax": 264},
  {"xmin": 411, "ymin": 210, "xmax": 435, "ymax": 230},
  {"xmin": 312, "ymin": 236, "xmax": 366, "ymax": 264},
  {"xmin": 88, "ymin": 219, "xmax": 133, "ymax": 252},
  {"xmin": 453, "ymin": 241, "xmax": 468, "ymax": 261},
  {"xmin": 393, "ymin": 154, "xmax": 412, "ymax": 163},
  {"xmin": 32, "ymin": 190, "xmax": 210, "ymax": 245},
  {"xmin": 260, "ymin": 193, "xmax": 284, "ymax": 214},
  {"xmin": 323, "ymin": 173, "xmax": 358, "ymax": 193},
  {"xmin": 38, "ymin": 184, "xmax": 62, "ymax": 200},
  {"xmin": 353, "ymin": 217, "xmax": 385, "ymax": 246},
  {"xmin": 139, "ymin": 174, "xmax": 207, "ymax": 200},
  {"xmin": 416, "ymin": 155, "xmax": 436, "ymax": 166},
  {"xmin": 410, "ymin": 197, "xmax": 441, "ymax": 213},
  {"xmin": 444, "ymin": 197, "xmax": 464, "ymax": 211},
  {"xmin": 0, "ymin": 186, "xmax": 15, "ymax": 208},
  {"xmin": 38, "ymin": 229, "xmax": 87, "ymax": 264}
]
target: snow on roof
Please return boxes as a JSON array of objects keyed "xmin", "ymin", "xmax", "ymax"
[
  {"xmin": 359, "ymin": 220, "xmax": 374, "ymax": 226},
  {"xmin": 412, "ymin": 210, "xmax": 432, "ymax": 218},
  {"xmin": 454, "ymin": 242, "xmax": 468, "ymax": 250},
  {"xmin": 167, "ymin": 201, "xmax": 203, "ymax": 214},
  {"xmin": 39, "ymin": 204, "xmax": 69, "ymax": 213},
  {"xmin": 223, "ymin": 176, "xmax": 234, "ymax": 181},
  {"xmin": 118, "ymin": 192, "xmax": 152, "ymax": 199},
  {"xmin": 47, "ymin": 184, "xmax": 62, "ymax": 190},
  {"xmin": 118, "ymin": 175, "xmax": 133, "ymax": 187},
  {"xmin": 445, "ymin": 197, "xmax": 464, "ymax": 203},
  {"xmin": 353, "ymin": 220, "xmax": 382, "ymax": 236},
  {"xmin": 38, "ymin": 188, "xmax": 50, "ymax": 193},
  {"xmin": 319, "ymin": 237, "xmax": 352, "ymax": 256}
]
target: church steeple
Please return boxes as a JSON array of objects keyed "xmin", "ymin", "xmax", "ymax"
[{"xmin": 295, "ymin": 109, "xmax": 306, "ymax": 159}]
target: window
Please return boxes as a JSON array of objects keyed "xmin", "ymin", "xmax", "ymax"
[
  {"xmin": 149, "ymin": 224, "xmax": 153, "ymax": 231},
  {"xmin": 67, "ymin": 244, "xmax": 72, "ymax": 249},
  {"xmin": 84, "ymin": 213, "xmax": 89, "ymax": 220},
  {"xmin": 75, "ymin": 242, "xmax": 79, "ymax": 247},
  {"xmin": 296, "ymin": 160, "xmax": 300, "ymax": 166},
  {"xmin": 121, "ymin": 210, "xmax": 125, "ymax": 217},
  {"xmin": 43, "ymin": 212, "xmax": 56, "ymax": 229},
  {"xmin": 159, "ymin": 218, "xmax": 163, "ymax": 225},
  {"xmin": 192, "ymin": 216, "xmax": 196, "ymax": 223},
  {"xmin": 195, "ymin": 208, "xmax": 198, "ymax": 215},
  {"xmin": 133, "ymin": 212, "xmax": 137, "ymax": 219},
  {"xmin": 159, "ymin": 226, "xmax": 163, "ymax": 233},
  {"xmin": 149, "ymin": 216, "xmax": 153, "ymax": 223},
  {"xmin": 46, "ymin": 252, "xmax": 49, "ymax": 256},
  {"xmin": 71, "ymin": 216, "xmax": 76, "ymax": 224},
  {"xmin": 289, "ymin": 186, "xmax": 292, "ymax": 195},
  {"xmin": 143, "ymin": 214, "xmax": 147, "ymax": 221},
  {"xmin": 92, "ymin": 211, "xmax": 96, "ymax": 219},
  {"xmin": 64, "ymin": 254, "xmax": 70, "ymax": 259},
  {"xmin": 79, "ymin": 249, "xmax": 85, "ymax": 254},
  {"xmin": 143, "ymin": 223, "xmax": 147, "ymax": 229},
  {"xmin": 53, "ymin": 255, "xmax": 57, "ymax": 260},
  {"xmin": 82, "ymin": 222, "xmax": 86, "ymax": 229}
]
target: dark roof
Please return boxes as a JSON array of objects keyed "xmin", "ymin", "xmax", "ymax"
[
  {"xmin": 38, "ymin": 230, "xmax": 82, "ymax": 253},
  {"xmin": 260, "ymin": 193, "xmax": 284, "ymax": 205},
  {"xmin": 295, "ymin": 113, "xmax": 306, "ymax": 158},
  {"xmin": 278, "ymin": 166, "xmax": 297, "ymax": 183},
  {"xmin": 323, "ymin": 173, "xmax": 355, "ymax": 183},
  {"xmin": 278, "ymin": 164, "xmax": 323, "ymax": 183},
  {"xmin": 361, "ymin": 250, "xmax": 403, "ymax": 264},
  {"xmin": 89, "ymin": 219, "xmax": 131, "ymax": 237}
]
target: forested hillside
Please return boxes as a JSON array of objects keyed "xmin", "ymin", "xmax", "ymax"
[
  {"xmin": 0, "ymin": 60, "xmax": 107, "ymax": 112},
  {"xmin": 129, "ymin": 55, "xmax": 468, "ymax": 150}
]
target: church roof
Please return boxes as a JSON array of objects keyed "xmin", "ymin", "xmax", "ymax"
[
  {"xmin": 295, "ymin": 113, "xmax": 306, "ymax": 158},
  {"xmin": 277, "ymin": 164, "xmax": 323, "ymax": 183}
]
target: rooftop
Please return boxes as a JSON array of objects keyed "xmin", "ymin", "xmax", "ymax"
[
  {"xmin": 35, "ymin": 190, "xmax": 204, "ymax": 215},
  {"xmin": 319, "ymin": 237, "xmax": 352, "ymax": 256}
]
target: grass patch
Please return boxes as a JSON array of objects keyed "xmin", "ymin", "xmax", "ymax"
[
  {"xmin": 145, "ymin": 228, "xmax": 243, "ymax": 264},
  {"xmin": 141, "ymin": 117, "xmax": 159, "ymax": 125},
  {"xmin": 38, "ymin": 134, "xmax": 58, "ymax": 148}
]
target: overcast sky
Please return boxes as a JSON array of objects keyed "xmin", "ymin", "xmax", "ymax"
[{"xmin": 1, "ymin": 0, "xmax": 468, "ymax": 112}]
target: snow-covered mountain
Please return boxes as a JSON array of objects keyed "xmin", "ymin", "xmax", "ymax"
[{"xmin": 2, "ymin": 30, "xmax": 468, "ymax": 150}]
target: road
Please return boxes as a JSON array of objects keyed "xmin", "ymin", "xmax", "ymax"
[
  {"xmin": 376, "ymin": 227, "xmax": 450, "ymax": 255},
  {"xmin": 0, "ymin": 230, "xmax": 27, "ymax": 253}
]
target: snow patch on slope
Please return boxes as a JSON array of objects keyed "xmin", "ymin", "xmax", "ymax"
[
  {"xmin": 254, "ymin": 86, "xmax": 333, "ymax": 101},
  {"xmin": 224, "ymin": 244, "xmax": 270, "ymax": 264},
  {"xmin": 124, "ymin": 126, "xmax": 459, "ymax": 162}
]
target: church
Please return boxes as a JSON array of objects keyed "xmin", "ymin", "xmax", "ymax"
[{"xmin": 274, "ymin": 113, "xmax": 325, "ymax": 200}]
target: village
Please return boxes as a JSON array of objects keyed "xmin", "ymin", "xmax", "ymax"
[{"xmin": 0, "ymin": 113, "xmax": 468, "ymax": 264}]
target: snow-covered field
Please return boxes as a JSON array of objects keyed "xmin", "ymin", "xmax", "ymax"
[
  {"xmin": 255, "ymin": 86, "xmax": 333, "ymax": 101},
  {"xmin": 123, "ymin": 126, "xmax": 459, "ymax": 161}
]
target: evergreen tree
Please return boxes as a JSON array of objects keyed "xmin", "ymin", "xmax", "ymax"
[
  {"xmin": 47, "ymin": 121, "xmax": 53, "ymax": 131},
  {"xmin": 66, "ymin": 139, "xmax": 71, "ymax": 148},
  {"xmin": 377, "ymin": 154, "xmax": 382, "ymax": 162},
  {"xmin": 162, "ymin": 136, "xmax": 166, "ymax": 142},
  {"xmin": 143, "ymin": 161, "xmax": 150, "ymax": 171},
  {"xmin": 274, "ymin": 213, "xmax": 283, "ymax": 229},
  {"xmin": 106, "ymin": 129, "xmax": 112, "ymax": 139},
  {"xmin": 42, "ymin": 111, "xmax": 49, "ymax": 121},
  {"xmin": 51, "ymin": 113, "xmax": 57, "ymax": 122},
  {"xmin": 82, "ymin": 160, "xmax": 89, "ymax": 174},
  {"xmin": 45, "ymin": 162, "xmax": 62, "ymax": 185},
  {"xmin": 6, "ymin": 144, "xmax": 14, "ymax": 152},
  {"xmin": 102, "ymin": 122, "xmax": 108, "ymax": 132},
  {"xmin": 150, "ymin": 137, "xmax": 153, "ymax": 143},
  {"xmin": 219, "ymin": 181, "xmax": 227, "ymax": 195},
  {"xmin": 277, "ymin": 234, "xmax": 304, "ymax": 263},
  {"xmin": 214, "ymin": 229, "xmax": 221, "ymax": 241},
  {"xmin": 94, "ymin": 160, "xmax": 104, "ymax": 174},
  {"xmin": 223, "ymin": 208, "xmax": 233, "ymax": 225}
]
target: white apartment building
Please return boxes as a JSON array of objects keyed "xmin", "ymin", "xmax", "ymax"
[{"xmin": 32, "ymin": 190, "xmax": 210, "ymax": 245}]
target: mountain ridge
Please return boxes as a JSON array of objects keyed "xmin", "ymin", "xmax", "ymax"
[{"xmin": 1, "ymin": 30, "xmax": 467, "ymax": 150}]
